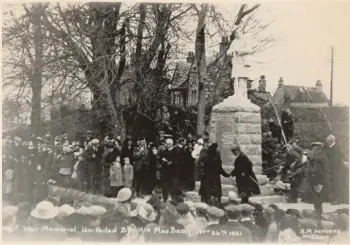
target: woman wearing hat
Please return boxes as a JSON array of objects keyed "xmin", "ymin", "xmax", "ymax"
[
  {"xmin": 199, "ymin": 143, "xmax": 230, "ymax": 203},
  {"xmin": 27, "ymin": 201, "xmax": 66, "ymax": 241}
]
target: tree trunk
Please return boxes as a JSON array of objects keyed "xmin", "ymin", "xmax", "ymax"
[
  {"xmin": 30, "ymin": 5, "xmax": 45, "ymax": 136},
  {"xmin": 195, "ymin": 4, "xmax": 208, "ymax": 136}
]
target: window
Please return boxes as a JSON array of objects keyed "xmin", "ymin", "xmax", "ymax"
[{"xmin": 191, "ymin": 90, "xmax": 197, "ymax": 104}]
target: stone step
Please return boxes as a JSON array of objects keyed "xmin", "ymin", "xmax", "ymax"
[
  {"xmin": 222, "ymin": 165, "xmax": 263, "ymax": 175},
  {"xmin": 185, "ymin": 191, "xmax": 284, "ymax": 205},
  {"xmin": 194, "ymin": 181, "xmax": 274, "ymax": 197},
  {"xmin": 220, "ymin": 174, "xmax": 270, "ymax": 186}
]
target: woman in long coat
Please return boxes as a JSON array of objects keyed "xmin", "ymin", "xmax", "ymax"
[
  {"xmin": 199, "ymin": 143, "xmax": 230, "ymax": 203},
  {"xmin": 230, "ymin": 146, "xmax": 261, "ymax": 203}
]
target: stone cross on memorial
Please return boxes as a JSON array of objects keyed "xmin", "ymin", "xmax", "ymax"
[{"xmin": 208, "ymin": 44, "xmax": 275, "ymax": 198}]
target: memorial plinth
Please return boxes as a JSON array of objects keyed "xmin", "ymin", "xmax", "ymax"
[{"xmin": 186, "ymin": 47, "xmax": 281, "ymax": 203}]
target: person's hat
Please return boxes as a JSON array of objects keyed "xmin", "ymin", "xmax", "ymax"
[
  {"xmin": 176, "ymin": 203, "xmax": 190, "ymax": 216},
  {"xmin": 197, "ymin": 138, "xmax": 204, "ymax": 145},
  {"xmin": 116, "ymin": 188, "xmax": 132, "ymax": 202},
  {"xmin": 298, "ymin": 218, "xmax": 318, "ymax": 230},
  {"xmin": 146, "ymin": 196, "xmax": 160, "ymax": 207},
  {"xmin": 263, "ymin": 207, "xmax": 275, "ymax": 219},
  {"xmin": 311, "ymin": 142, "xmax": 324, "ymax": 147},
  {"xmin": 137, "ymin": 203, "xmax": 157, "ymax": 222},
  {"xmin": 275, "ymin": 209, "xmax": 287, "ymax": 221},
  {"xmin": 184, "ymin": 201, "xmax": 195, "ymax": 212},
  {"xmin": 224, "ymin": 205, "xmax": 241, "ymax": 216},
  {"xmin": 206, "ymin": 206, "xmax": 225, "ymax": 218},
  {"xmin": 91, "ymin": 139, "xmax": 99, "ymax": 144},
  {"xmin": 30, "ymin": 201, "xmax": 59, "ymax": 220},
  {"xmin": 286, "ymin": 208, "xmax": 302, "ymax": 218},
  {"xmin": 228, "ymin": 191, "xmax": 238, "ymax": 201},
  {"xmin": 164, "ymin": 134, "xmax": 173, "ymax": 139},
  {"xmin": 239, "ymin": 204, "xmax": 254, "ymax": 214},
  {"xmin": 170, "ymin": 195, "xmax": 184, "ymax": 206},
  {"xmin": 76, "ymin": 206, "xmax": 90, "ymax": 215},
  {"xmin": 126, "ymin": 135, "xmax": 132, "ymax": 140},
  {"xmin": 58, "ymin": 204, "xmax": 75, "ymax": 217},
  {"xmin": 105, "ymin": 141, "xmax": 114, "ymax": 148},
  {"xmin": 86, "ymin": 130, "xmax": 93, "ymax": 134},
  {"xmin": 152, "ymin": 187, "xmax": 162, "ymax": 195},
  {"xmin": 303, "ymin": 149, "xmax": 312, "ymax": 155},
  {"xmin": 36, "ymin": 137, "xmax": 43, "ymax": 141},
  {"xmin": 85, "ymin": 205, "xmax": 107, "ymax": 217},
  {"xmin": 158, "ymin": 131, "xmax": 165, "ymax": 134},
  {"xmin": 194, "ymin": 202, "xmax": 209, "ymax": 212},
  {"xmin": 2, "ymin": 205, "xmax": 18, "ymax": 221},
  {"xmin": 160, "ymin": 207, "xmax": 180, "ymax": 223},
  {"xmin": 231, "ymin": 145, "xmax": 241, "ymax": 151},
  {"xmin": 302, "ymin": 209, "xmax": 316, "ymax": 219}
]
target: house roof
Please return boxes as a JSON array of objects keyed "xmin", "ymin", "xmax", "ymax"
[
  {"xmin": 170, "ymin": 52, "xmax": 232, "ymax": 90},
  {"xmin": 282, "ymin": 85, "xmax": 329, "ymax": 104},
  {"xmin": 171, "ymin": 61, "xmax": 193, "ymax": 89}
]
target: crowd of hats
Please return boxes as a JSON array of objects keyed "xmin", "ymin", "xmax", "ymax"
[{"xmin": 3, "ymin": 185, "xmax": 349, "ymax": 243}]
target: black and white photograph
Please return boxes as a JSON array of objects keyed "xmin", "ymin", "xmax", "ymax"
[{"xmin": 2, "ymin": 0, "xmax": 350, "ymax": 243}]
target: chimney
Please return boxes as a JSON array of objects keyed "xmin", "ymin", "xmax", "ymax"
[
  {"xmin": 315, "ymin": 80, "xmax": 322, "ymax": 91},
  {"xmin": 258, "ymin": 75, "xmax": 266, "ymax": 92},
  {"xmin": 186, "ymin": 51, "xmax": 195, "ymax": 64},
  {"xmin": 278, "ymin": 77, "xmax": 284, "ymax": 88},
  {"xmin": 219, "ymin": 36, "xmax": 229, "ymax": 55}
]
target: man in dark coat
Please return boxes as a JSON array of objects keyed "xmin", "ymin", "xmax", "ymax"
[
  {"xmin": 326, "ymin": 135, "xmax": 349, "ymax": 204},
  {"xmin": 230, "ymin": 146, "xmax": 261, "ymax": 203},
  {"xmin": 173, "ymin": 138, "xmax": 186, "ymax": 189},
  {"xmin": 304, "ymin": 142, "xmax": 329, "ymax": 221},
  {"xmin": 132, "ymin": 141, "xmax": 148, "ymax": 198},
  {"xmin": 85, "ymin": 139, "xmax": 103, "ymax": 194},
  {"xmin": 268, "ymin": 118, "xmax": 282, "ymax": 143},
  {"xmin": 100, "ymin": 141, "xmax": 116, "ymax": 196},
  {"xmin": 121, "ymin": 136, "xmax": 134, "ymax": 166},
  {"xmin": 281, "ymin": 108, "xmax": 294, "ymax": 143},
  {"xmin": 222, "ymin": 205, "xmax": 253, "ymax": 242},
  {"xmin": 239, "ymin": 204, "xmax": 264, "ymax": 242},
  {"xmin": 196, "ymin": 207, "xmax": 229, "ymax": 242},
  {"xmin": 159, "ymin": 138, "xmax": 178, "ymax": 201}
]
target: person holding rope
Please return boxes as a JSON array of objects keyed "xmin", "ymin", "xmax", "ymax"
[
  {"xmin": 281, "ymin": 108, "xmax": 295, "ymax": 143},
  {"xmin": 229, "ymin": 145, "xmax": 261, "ymax": 203}
]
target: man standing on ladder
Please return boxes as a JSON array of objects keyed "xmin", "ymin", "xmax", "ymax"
[{"xmin": 281, "ymin": 108, "xmax": 295, "ymax": 143}]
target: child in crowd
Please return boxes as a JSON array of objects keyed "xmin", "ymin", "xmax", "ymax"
[
  {"xmin": 109, "ymin": 156, "xmax": 123, "ymax": 196},
  {"xmin": 123, "ymin": 157, "xmax": 134, "ymax": 188}
]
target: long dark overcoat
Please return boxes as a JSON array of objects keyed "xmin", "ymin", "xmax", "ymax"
[
  {"xmin": 230, "ymin": 153, "xmax": 261, "ymax": 197},
  {"xmin": 326, "ymin": 144, "xmax": 349, "ymax": 204},
  {"xmin": 199, "ymin": 153, "xmax": 229, "ymax": 200},
  {"xmin": 300, "ymin": 152, "xmax": 329, "ymax": 204}
]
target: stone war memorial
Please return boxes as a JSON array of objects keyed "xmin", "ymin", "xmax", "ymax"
[{"xmin": 186, "ymin": 43, "xmax": 283, "ymax": 204}]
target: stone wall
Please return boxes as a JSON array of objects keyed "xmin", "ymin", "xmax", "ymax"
[{"xmin": 210, "ymin": 107, "xmax": 262, "ymax": 174}]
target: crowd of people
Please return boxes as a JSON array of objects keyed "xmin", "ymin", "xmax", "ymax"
[
  {"xmin": 2, "ymin": 129, "xmax": 216, "ymax": 204},
  {"xmin": 3, "ymin": 186, "xmax": 349, "ymax": 242},
  {"xmin": 2, "ymin": 106, "xmax": 349, "ymax": 242}
]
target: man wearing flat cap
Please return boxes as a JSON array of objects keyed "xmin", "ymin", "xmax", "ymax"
[
  {"xmin": 230, "ymin": 145, "xmax": 260, "ymax": 203},
  {"xmin": 222, "ymin": 205, "xmax": 253, "ymax": 242},
  {"xmin": 196, "ymin": 207, "xmax": 229, "ymax": 242},
  {"xmin": 239, "ymin": 204, "xmax": 264, "ymax": 242},
  {"xmin": 302, "ymin": 142, "xmax": 330, "ymax": 221}
]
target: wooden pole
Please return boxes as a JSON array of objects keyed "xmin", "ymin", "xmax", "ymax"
[{"xmin": 330, "ymin": 46, "xmax": 334, "ymax": 106}]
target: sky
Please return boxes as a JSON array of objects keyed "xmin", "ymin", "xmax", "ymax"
[
  {"xmin": 2, "ymin": 0, "xmax": 350, "ymax": 106},
  {"xmin": 217, "ymin": 0, "xmax": 350, "ymax": 105}
]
